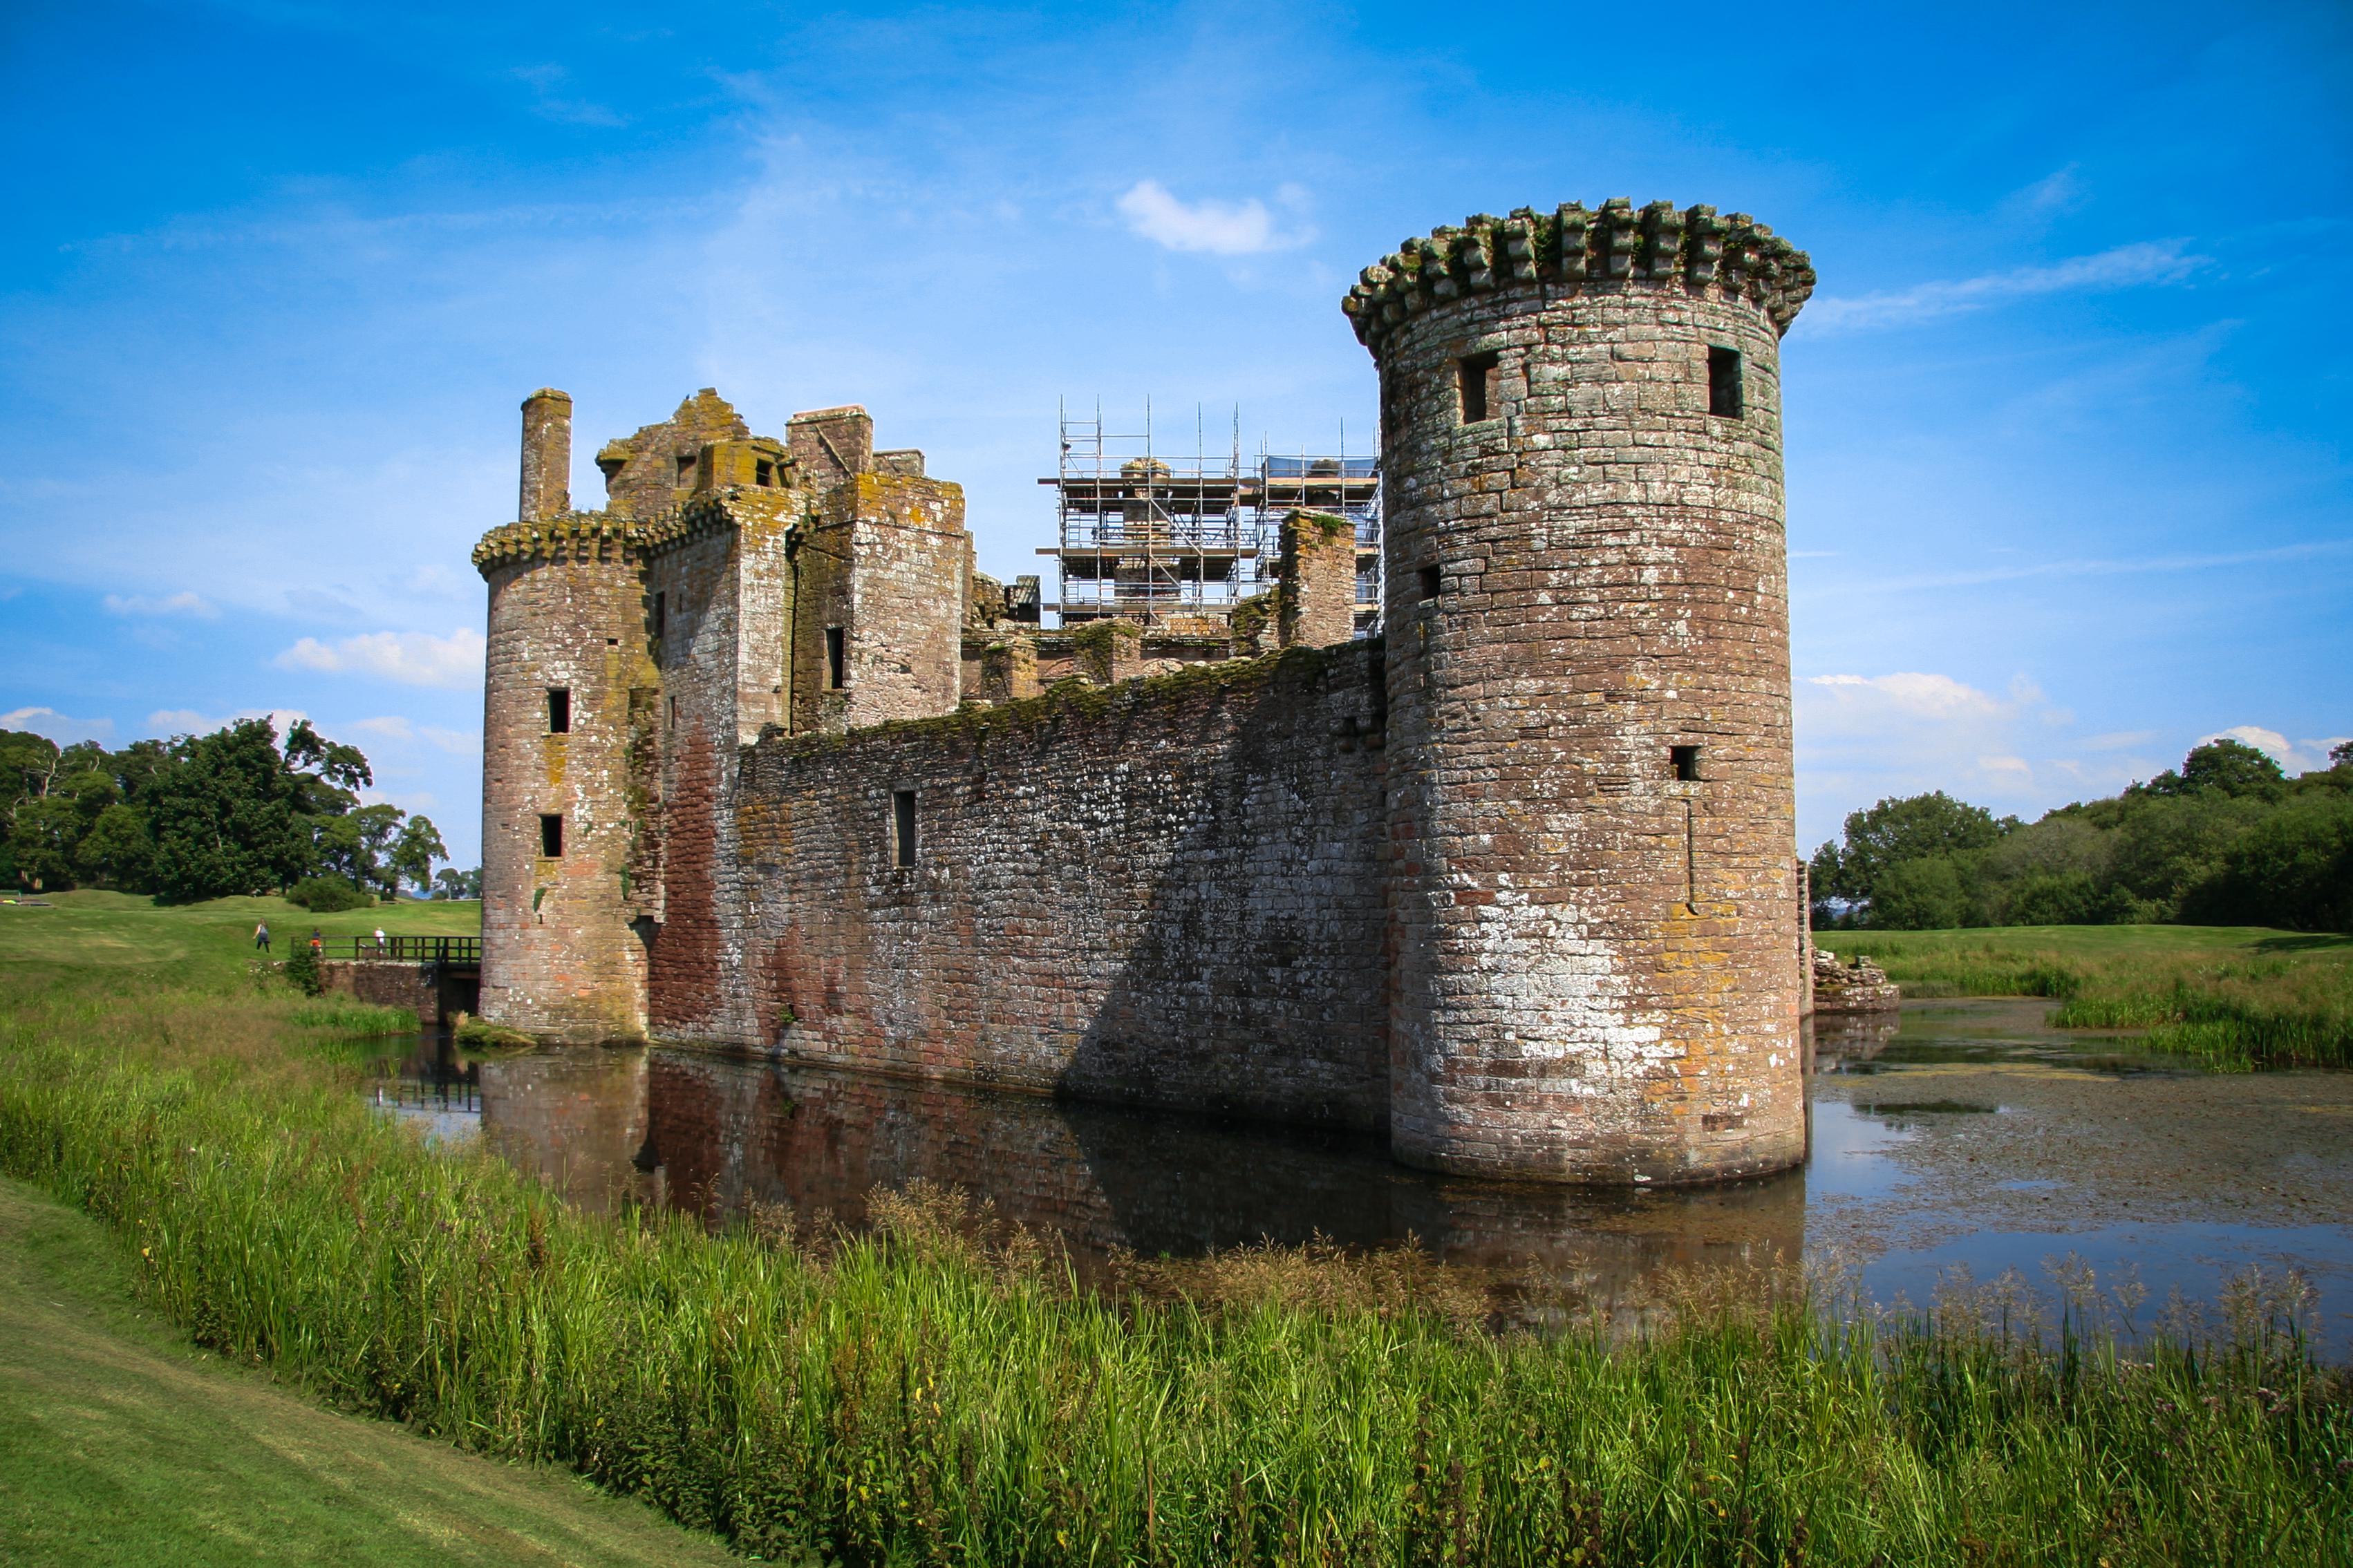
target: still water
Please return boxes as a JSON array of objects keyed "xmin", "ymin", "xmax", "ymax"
[{"xmin": 368, "ymin": 999, "xmax": 2353, "ymax": 1352}]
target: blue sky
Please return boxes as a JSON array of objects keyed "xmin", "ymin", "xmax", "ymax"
[{"xmin": 3, "ymin": 0, "xmax": 2347, "ymax": 869}]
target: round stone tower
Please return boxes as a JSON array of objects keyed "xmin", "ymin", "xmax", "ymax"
[
  {"xmin": 475, "ymin": 389, "xmax": 652, "ymax": 1041},
  {"xmin": 1347, "ymin": 200, "xmax": 1815, "ymax": 1184}
]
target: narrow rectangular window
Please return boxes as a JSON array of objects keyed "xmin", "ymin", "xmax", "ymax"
[
  {"xmin": 668, "ymin": 695, "xmax": 677, "ymax": 730},
  {"xmin": 1671, "ymin": 744, "xmax": 1702, "ymax": 782},
  {"xmin": 1708, "ymin": 347, "xmax": 1743, "ymax": 418},
  {"xmin": 675, "ymin": 452, "xmax": 697, "ymax": 484},
  {"xmin": 546, "ymin": 688, "xmax": 570, "ymax": 734},
  {"xmin": 892, "ymin": 789, "xmax": 917, "ymax": 868},
  {"xmin": 652, "ymin": 591, "xmax": 666, "ymax": 639},
  {"xmin": 755, "ymin": 460, "xmax": 775, "ymax": 487},
  {"xmin": 1418, "ymin": 563, "xmax": 1441, "ymax": 601},
  {"xmin": 538, "ymin": 813, "xmax": 564, "ymax": 858},
  {"xmin": 1456, "ymin": 351, "xmax": 1499, "ymax": 424},
  {"xmin": 825, "ymin": 626, "xmax": 847, "ymax": 690}
]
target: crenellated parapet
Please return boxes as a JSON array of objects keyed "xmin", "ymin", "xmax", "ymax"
[
  {"xmin": 471, "ymin": 511, "xmax": 642, "ymax": 574},
  {"xmin": 472, "ymin": 490, "xmax": 809, "ymax": 577},
  {"xmin": 1342, "ymin": 199, "xmax": 1815, "ymax": 349}
]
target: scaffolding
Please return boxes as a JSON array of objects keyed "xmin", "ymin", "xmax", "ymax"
[{"xmin": 1041, "ymin": 401, "xmax": 1381, "ymax": 632}]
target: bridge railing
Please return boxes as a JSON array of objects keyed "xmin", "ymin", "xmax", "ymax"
[{"xmin": 315, "ymin": 935, "xmax": 482, "ymax": 965}]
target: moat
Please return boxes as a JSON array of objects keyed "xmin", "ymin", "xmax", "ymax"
[{"xmin": 369, "ymin": 997, "xmax": 2353, "ymax": 1353}]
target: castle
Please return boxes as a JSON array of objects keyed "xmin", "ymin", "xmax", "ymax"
[{"xmin": 475, "ymin": 198, "xmax": 1816, "ymax": 1186}]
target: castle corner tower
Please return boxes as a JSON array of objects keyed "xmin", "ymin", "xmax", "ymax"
[
  {"xmin": 1349, "ymin": 200, "xmax": 1815, "ymax": 1183},
  {"xmin": 476, "ymin": 389, "xmax": 656, "ymax": 1042}
]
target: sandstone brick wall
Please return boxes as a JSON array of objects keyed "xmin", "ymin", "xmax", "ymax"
[
  {"xmin": 794, "ymin": 473, "xmax": 968, "ymax": 733},
  {"xmin": 1360, "ymin": 202, "xmax": 1808, "ymax": 1183},
  {"xmin": 518, "ymin": 390, "xmax": 571, "ymax": 521},
  {"xmin": 478, "ymin": 532, "xmax": 657, "ymax": 1041},
  {"xmin": 320, "ymin": 958, "xmax": 438, "ymax": 1023},
  {"xmin": 647, "ymin": 644, "xmax": 1394, "ymax": 1130},
  {"xmin": 643, "ymin": 526, "xmax": 746, "ymax": 1037},
  {"xmin": 1277, "ymin": 509, "xmax": 1358, "ymax": 650}
]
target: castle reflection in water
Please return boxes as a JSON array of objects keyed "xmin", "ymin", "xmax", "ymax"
[{"xmin": 441, "ymin": 1020, "xmax": 1896, "ymax": 1319}]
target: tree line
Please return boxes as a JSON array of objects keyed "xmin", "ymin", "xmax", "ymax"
[
  {"xmin": 1, "ymin": 719, "xmax": 474, "ymax": 906},
  {"xmin": 1811, "ymin": 737, "xmax": 2353, "ymax": 932}
]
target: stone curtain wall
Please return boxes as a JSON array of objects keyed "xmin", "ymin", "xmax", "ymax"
[
  {"xmin": 646, "ymin": 644, "xmax": 1394, "ymax": 1130},
  {"xmin": 1365, "ymin": 202, "xmax": 1809, "ymax": 1184}
]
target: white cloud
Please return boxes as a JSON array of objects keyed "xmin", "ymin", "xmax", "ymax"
[
  {"xmin": 2008, "ymin": 164, "xmax": 2085, "ymax": 215},
  {"xmin": 1801, "ymin": 240, "xmax": 2207, "ymax": 334},
  {"xmin": 1115, "ymin": 180, "xmax": 1304, "ymax": 256},
  {"xmin": 275, "ymin": 629, "xmax": 485, "ymax": 689},
  {"xmin": 348, "ymin": 715, "xmax": 480, "ymax": 755},
  {"xmin": 1807, "ymin": 671, "xmax": 2005, "ymax": 720},
  {"xmin": 1797, "ymin": 670, "xmax": 2125, "ymax": 823},
  {"xmin": 103, "ymin": 590, "xmax": 218, "ymax": 618},
  {"xmin": 1, "ymin": 706, "xmax": 115, "ymax": 744},
  {"xmin": 2200, "ymin": 725, "xmax": 2351, "ymax": 776}
]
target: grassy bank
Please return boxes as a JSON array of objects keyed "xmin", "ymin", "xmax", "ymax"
[
  {"xmin": 0, "ymin": 1173, "xmax": 736, "ymax": 1567},
  {"xmin": 1835, "ymin": 925, "xmax": 2353, "ymax": 1069},
  {"xmin": 1, "ymin": 967, "xmax": 2348, "ymax": 1562},
  {"xmin": 0, "ymin": 887, "xmax": 480, "ymax": 992}
]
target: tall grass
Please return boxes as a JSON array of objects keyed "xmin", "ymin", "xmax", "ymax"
[
  {"xmin": 3, "ymin": 985, "xmax": 2349, "ymax": 1565},
  {"xmin": 1842, "ymin": 931, "xmax": 2353, "ymax": 1070},
  {"xmin": 287, "ymin": 996, "xmax": 420, "ymax": 1035}
]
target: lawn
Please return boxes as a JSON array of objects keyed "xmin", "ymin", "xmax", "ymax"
[
  {"xmin": 1826, "ymin": 923, "xmax": 2353, "ymax": 1068},
  {"xmin": 0, "ymin": 1172, "xmax": 734, "ymax": 1567},
  {"xmin": 0, "ymin": 889, "xmax": 479, "ymax": 992}
]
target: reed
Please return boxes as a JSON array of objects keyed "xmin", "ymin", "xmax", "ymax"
[
  {"xmin": 287, "ymin": 996, "xmax": 421, "ymax": 1035},
  {"xmin": 1, "ymin": 980, "xmax": 2347, "ymax": 1565},
  {"xmin": 1841, "ymin": 927, "xmax": 2353, "ymax": 1070}
]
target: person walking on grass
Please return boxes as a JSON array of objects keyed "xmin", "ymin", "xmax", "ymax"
[{"xmin": 254, "ymin": 920, "xmax": 270, "ymax": 953}]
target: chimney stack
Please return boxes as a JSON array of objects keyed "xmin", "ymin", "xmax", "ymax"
[{"xmin": 519, "ymin": 388, "xmax": 573, "ymax": 520}]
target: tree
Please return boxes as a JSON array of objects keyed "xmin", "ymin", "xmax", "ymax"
[
  {"xmin": 1866, "ymin": 856, "xmax": 1974, "ymax": 930},
  {"xmin": 433, "ymin": 866, "xmax": 482, "ymax": 900},
  {"xmin": 1811, "ymin": 791, "xmax": 2012, "ymax": 911},
  {"xmin": 145, "ymin": 719, "xmax": 318, "ymax": 900},
  {"xmin": 2190, "ymin": 795, "xmax": 2353, "ymax": 932},
  {"xmin": 315, "ymin": 802, "xmax": 405, "ymax": 896},
  {"xmin": 7, "ymin": 795, "xmax": 83, "ymax": 891},
  {"xmin": 2132, "ymin": 738, "xmax": 2287, "ymax": 802},
  {"xmin": 390, "ymin": 815, "xmax": 447, "ymax": 896},
  {"xmin": 74, "ymin": 802, "xmax": 155, "ymax": 888}
]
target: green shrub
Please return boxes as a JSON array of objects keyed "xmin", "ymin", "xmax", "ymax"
[
  {"xmin": 281, "ymin": 942, "xmax": 323, "ymax": 996},
  {"xmin": 288, "ymin": 876, "xmax": 373, "ymax": 912}
]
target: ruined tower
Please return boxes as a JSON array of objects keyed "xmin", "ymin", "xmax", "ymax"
[
  {"xmin": 476, "ymin": 389, "xmax": 655, "ymax": 1041},
  {"xmin": 1347, "ymin": 200, "xmax": 1815, "ymax": 1183}
]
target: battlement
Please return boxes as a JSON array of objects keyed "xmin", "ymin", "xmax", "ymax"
[
  {"xmin": 1342, "ymin": 199, "xmax": 1815, "ymax": 348},
  {"xmin": 471, "ymin": 511, "xmax": 639, "ymax": 574}
]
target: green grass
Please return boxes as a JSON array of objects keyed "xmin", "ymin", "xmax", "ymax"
[
  {"xmin": 1834, "ymin": 925, "xmax": 2353, "ymax": 1069},
  {"xmin": 0, "ymin": 1172, "xmax": 736, "ymax": 1567},
  {"xmin": 1, "ymin": 955, "xmax": 2348, "ymax": 1564},
  {"xmin": 0, "ymin": 888, "xmax": 479, "ymax": 993}
]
